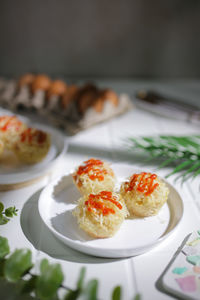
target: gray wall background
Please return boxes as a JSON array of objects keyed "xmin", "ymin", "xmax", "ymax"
[{"xmin": 0, "ymin": 0, "xmax": 200, "ymax": 78}]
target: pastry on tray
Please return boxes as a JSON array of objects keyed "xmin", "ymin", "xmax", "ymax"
[
  {"xmin": 0, "ymin": 74, "xmax": 133, "ymax": 134},
  {"xmin": 120, "ymin": 172, "xmax": 169, "ymax": 217},
  {"xmin": 72, "ymin": 158, "xmax": 116, "ymax": 195},
  {"xmin": 13, "ymin": 127, "xmax": 51, "ymax": 164},
  {"xmin": 0, "ymin": 114, "xmax": 51, "ymax": 164},
  {"xmin": 0, "ymin": 115, "xmax": 27, "ymax": 150},
  {"xmin": 0, "ymin": 139, "xmax": 4, "ymax": 156},
  {"xmin": 72, "ymin": 191, "xmax": 128, "ymax": 238}
]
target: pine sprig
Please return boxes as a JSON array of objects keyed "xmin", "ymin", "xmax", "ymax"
[
  {"xmin": 0, "ymin": 202, "xmax": 18, "ymax": 225},
  {"xmin": 127, "ymin": 135, "xmax": 200, "ymax": 181}
]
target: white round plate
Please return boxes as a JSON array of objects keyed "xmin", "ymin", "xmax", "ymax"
[
  {"xmin": 0, "ymin": 122, "xmax": 67, "ymax": 185},
  {"xmin": 38, "ymin": 163, "xmax": 183, "ymax": 258}
]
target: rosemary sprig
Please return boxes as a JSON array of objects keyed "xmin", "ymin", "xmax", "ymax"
[
  {"xmin": 0, "ymin": 202, "xmax": 18, "ymax": 225},
  {"xmin": 127, "ymin": 135, "xmax": 200, "ymax": 182}
]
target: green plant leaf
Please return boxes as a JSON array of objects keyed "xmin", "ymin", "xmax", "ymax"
[
  {"xmin": 0, "ymin": 215, "xmax": 9, "ymax": 225},
  {"xmin": 0, "ymin": 236, "xmax": 10, "ymax": 259},
  {"xmin": 193, "ymin": 167, "xmax": 200, "ymax": 178},
  {"xmin": 127, "ymin": 135, "xmax": 200, "ymax": 181},
  {"xmin": 157, "ymin": 157, "xmax": 177, "ymax": 169},
  {"xmin": 64, "ymin": 289, "xmax": 79, "ymax": 300},
  {"xmin": 4, "ymin": 249, "xmax": 32, "ymax": 282},
  {"xmin": 112, "ymin": 285, "xmax": 121, "ymax": 300},
  {"xmin": 0, "ymin": 202, "xmax": 4, "ymax": 213},
  {"xmin": 77, "ymin": 267, "xmax": 86, "ymax": 290},
  {"xmin": 36, "ymin": 259, "xmax": 64, "ymax": 300},
  {"xmin": 133, "ymin": 293, "xmax": 141, "ymax": 300},
  {"xmin": 79, "ymin": 279, "xmax": 98, "ymax": 300},
  {"xmin": 177, "ymin": 161, "xmax": 200, "ymax": 183},
  {"xmin": 64, "ymin": 267, "xmax": 86, "ymax": 300},
  {"xmin": 165, "ymin": 161, "xmax": 193, "ymax": 178},
  {"xmin": 0, "ymin": 259, "xmax": 6, "ymax": 277},
  {"xmin": 5, "ymin": 206, "xmax": 18, "ymax": 218},
  {"xmin": 40, "ymin": 258, "xmax": 49, "ymax": 273},
  {"xmin": 182, "ymin": 161, "xmax": 200, "ymax": 177},
  {"xmin": 20, "ymin": 275, "xmax": 37, "ymax": 294}
]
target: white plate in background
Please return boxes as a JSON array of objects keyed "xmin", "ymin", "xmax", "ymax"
[
  {"xmin": 38, "ymin": 163, "xmax": 183, "ymax": 258},
  {"xmin": 0, "ymin": 121, "xmax": 67, "ymax": 185}
]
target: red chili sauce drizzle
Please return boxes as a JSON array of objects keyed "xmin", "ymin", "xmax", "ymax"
[
  {"xmin": 0, "ymin": 116, "xmax": 23, "ymax": 132},
  {"xmin": 76, "ymin": 159, "xmax": 108, "ymax": 181},
  {"xmin": 20, "ymin": 128, "xmax": 47, "ymax": 144},
  {"xmin": 125, "ymin": 172, "xmax": 159, "ymax": 196},
  {"xmin": 85, "ymin": 191, "xmax": 122, "ymax": 216}
]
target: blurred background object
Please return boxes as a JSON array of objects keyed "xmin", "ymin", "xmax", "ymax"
[{"xmin": 0, "ymin": 0, "xmax": 200, "ymax": 78}]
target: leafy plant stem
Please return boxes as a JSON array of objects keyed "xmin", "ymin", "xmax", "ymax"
[{"xmin": 127, "ymin": 135, "xmax": 200, "ymax": 182}]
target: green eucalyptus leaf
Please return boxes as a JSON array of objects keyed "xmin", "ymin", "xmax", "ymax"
[
  {"xmin": 0, "ymin": 215, "xmax": 9, "ymax": 225},
  {"xmin": 0, "ymin": 259, "xmax": 6, "ymax": 277},
  {"xmin": 64, "ymin": 268, "xmax": 86, "ymax": 300},
  {"xmin": 20, "ymin": 275, "xmax": 37, "ymax": 294},
  {"xmin": 112, "ymin": 285, "xmax": 121, "ymax": 300},
  {"xmin": 40, "ymin": 258, "xmax": 49, "ymax": 273},
  {"xmin": 133, "ymin": 293, "xmax": 141, "ymax": 300},
  {"xmin": 4, "ymin": 249, "xmax": 32, "ymax": 282},
  {"xmin": 4, "ymin": 206, "xmax": 18, "ymax": 218},
  {"xmin": 0, "ymin": 202, "xmax": 4, "ymax": 213},
  {"xmin": 36, "ymin": 259, "xmax": 64, "ymax": 300},
  {"xmin": 0, "ymin": 236, "xmax": 10, "ymax": 259},
  {"xmin": 64, "ymin": 289, "xmax": 79, "ymax": 300},
  {"xmin": 79, "ymin": 279, "xmax": 98, "ymax": 300},
  {"xmin": 13, "ymin": 208, "xmax": 18, "ymax": 216},
  {"xmin": 5, "ymin": 207, "xmax": 15, "ymax": 218},
  {"xmin": 77, "ymin": 267, "xmax": 86, "ymax": 290}
]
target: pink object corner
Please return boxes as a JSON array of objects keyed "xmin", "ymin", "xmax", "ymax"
[{"xmin": 175, "ymin": 275, "xmax": 196, "ymax": 292}]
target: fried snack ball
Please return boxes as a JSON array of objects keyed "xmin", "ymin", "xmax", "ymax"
[
  {"xmin": 73, "ymin": 191, "xmax": 128, "ymax": 238},
  {"xmin": 47, "ymin": 80, "xmax": 67, "ymax": 99},
  {"xmin": 120, "ymin": 172, "xmax": 169, "ymax": 217},
  {"xmin": 0, "ymin": 139, "xmax": 4, "ymax": 156},
  {"xmin": 13, "ymin": 127, "xmax": 51, "ymax": 164},
  {"xmin": 0, "ymin": 115, "xmax": 27, "ymax": 150},
  {"xmin": 72, "ymin": 158, "xmax": 116, "ymax": 195},
  {"xmin": 31, "ymin": 74, "xmax": 52, "ymax": 93}
]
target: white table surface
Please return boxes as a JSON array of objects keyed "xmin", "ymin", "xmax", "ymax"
[{"xmin": 0, "ymin": 80, "xmax": 200, "ymax": 300}]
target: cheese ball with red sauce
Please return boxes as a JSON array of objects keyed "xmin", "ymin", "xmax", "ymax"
[
  {"xmin": 13, "ymin": 127, "xmax": 51, "ymax": 164},
  {"xmin": 72, "ymin": 158, "xmax": 116, "ymax": 195},
  {"xmin": 0, "ymin": 115, "xmax": 27, "ymax": 150},
  {"xmin": 0, "ymin": 139, "xmax": 4, "ymax": 156},
  {"xmin": 72, "ymin": 191, "xmax": 128, "ymax": 238},
  {"xmin": 120, "ymin": 172, "xmax": 169, "ymax": 217}
]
